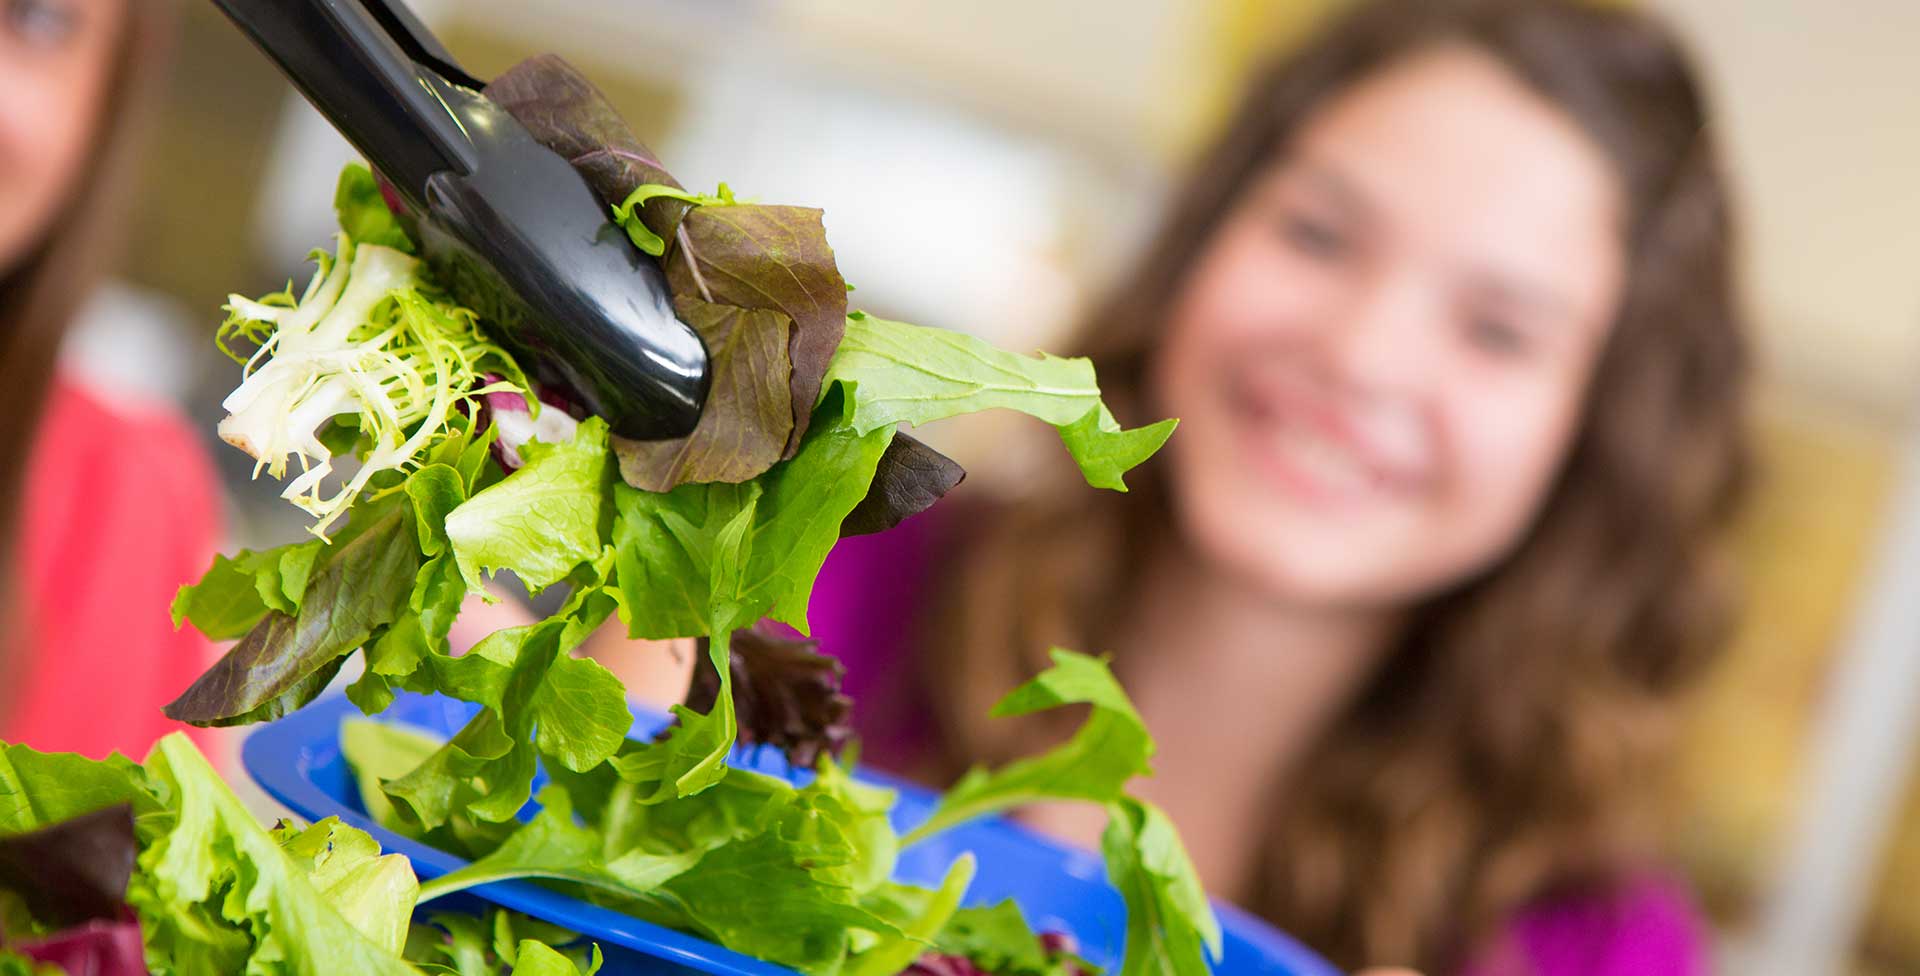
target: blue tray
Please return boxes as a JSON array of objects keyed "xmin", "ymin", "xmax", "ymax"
[{"xmin": 243, "ymin": 693, "xmax": 1337, "ymax": 976}]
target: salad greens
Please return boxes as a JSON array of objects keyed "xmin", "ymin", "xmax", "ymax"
[
  {"xmin": 903, "ymin": 650, "xmax": 1157, "ymax": 846},
  {"xmin": 156, "ymin": 50, "xmax": 1212, "ymax": 976},
  {"xmin": 344, "ymin": 652, "xmax": 1217, "ymax": 976},
  {"xmin": 1102, "ymin": 799, "xmax": 1221, "ymax": 976},
  {"xmin": 911, "ymin": 902, "xmax": 1108, "ymax": 974},
  {"xmin": 214, "ymin": 166, "xmax": 523, "ymax": 537},
  {"xmin": 487, "ymin": 55, "xmax": 851, "ymax": 487},
  {"xmin": 823, "ymin": 315, "xmax": 1175, "ymax": 493},
  {"xmin": 683, "ymin": 628, "xmax": 853, "ymax": 768},
  {"xmin": 0, "ymin": 735, "xmax": 599, "ymax": 975}
]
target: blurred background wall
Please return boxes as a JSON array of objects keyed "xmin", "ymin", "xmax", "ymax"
[{"xmin": 82, "ymin": 1, "xmax": 1920, "ymax": 972}]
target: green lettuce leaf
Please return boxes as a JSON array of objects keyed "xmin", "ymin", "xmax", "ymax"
[
  {"xmin": 164, "ymin": 493, "xmax": 421, "ymax": 727},
  {"xmin": 611, "ymin": 656, "xmax": 736, "ymax": 803},
  {"xmin": 825, "ymin": 312, "xmax": 1175, "ymax": 490},
  {"xmin": 491, "ymin": 911, "xmax": 601, "ymax": 976},
  {"xmin": 0, "ymin": 746, "xmax": 158, "ymax": 837},
  {"xmin": 903, "ymin": 649, "xmax": 1154, "ymax": 844},
  {"xmin": 445, "ymin": 417, "xmax": 610, "ymax": 594},
  {"xmin": 530, "ymin": 652, "xmax": 633, "ymax": 775},
  {"xmin": 273, "ymin": 816, "xmax": 420, "ymax": 955},
  {"xmin": 888, "ymin": 652, "xmax": 1220, "ymax": 976},
  {"xmin": 545, "ymin": 757, "xmax": 793, "ymax": 861},
  {"xmin": 1103, "ymin": 796, "xmax": 1222, "ymax": 976},
  {"xmin": 380, "ymin": 599, "xmax": 628, "ymax": 830},
  {"xmin": 803, "ymin": 756, "xmax": 898, "ymax": 894},
  {"xmin": 169, "ymin": 541, "xmax": 325, "ymax": 640},
  {"xmin": 1059, "ymin": 403, "xmax": 1181, "ymax": 493},
  {"xmin": 377, "ymin": 709, "xmax": 532, "ymax": 849},
  {"xmin": 349, "ymin": 552, "xmax": 467, "ymax": 716},
  {"xmin": 129, "ymin": 733, "xmax": 424, "ymax": 976},
  {"xmin": 370, "ymin": 732, "xmax": 916, "ymax": 976},
  {"xmin": 406, "ymin": 465, "xmax": 467, "ymax": 557},
  {"xmin": 415, "ymin": 786, "xmax": 699, "ymax": 905},
  {"xmin": 405, "ymin": 909, "xmax": 601, "ymax": 976},
  {"xmin": 508, "ymin": 940, "xmax": 603, "ymax": 976},
  {"xmin": 845, "ymin": 854, "xmax": 975, "ymax": 976},
  {"xmin": 612, "ymin": 389, "xmax": 894, "ymax": 640},
  {"xmin": 610, "ymin": 479, "xmax": 759, "ymax": 642},
  {"xmin": 336, "ymin": 162, "xmax": 416, "ymax": 253},
  {"xmin": 375, "ymin": 555, "xmax": 629, "ymax": 832},
  {"xmin": 339, "ymin": 719, "xmax": 445, "ymax": 840},
  {"xmin": 407, "ymin": 912, "xmax": 494, "ymax": 976},
  {"xmin": 349, "ymin": 421, "xmax": 499, "ymax": 716},
  {"xmin": 933, "ymin": 900, "xmax": 1054, "ymax": 975},
  {"xmin": 409, "ymin": 912, "xmax": 492, "ymax": 976},
  {"xmin": 652, "ymin": 791, "xmax": 903, "ymax": 975}
]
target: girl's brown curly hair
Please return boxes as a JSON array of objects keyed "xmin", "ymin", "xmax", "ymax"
[{"xmin": 921, "ymin": 1, "xmax": 1748, "ymax": 970}]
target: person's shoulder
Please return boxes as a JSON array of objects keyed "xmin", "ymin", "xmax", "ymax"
[
  {"xmin": 1475, "ymin": 872, "xmax": 1709, "ymax": 976},
  {"xmin": 46, "ymin": 373, "xmax": 212, "ymax": 469},
  {"xmin": 34, "ymin": 374, "xmax": 221, "ymax": 527}
]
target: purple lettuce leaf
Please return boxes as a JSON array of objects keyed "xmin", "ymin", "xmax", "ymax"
[
  {"xmin": 841, "ymin": 434, "xmax": 966, "ymax": 538},
  {"xmin": 7, "ymin": 918, "xmax": 148, "ymax": 976},
  {"xmin": 475, "ymin": 375, "xmax": 586, "ymax": 473},
  {"xmin": 0, "ymin": 806, "xmax": 136, "ymax": 931},
  {"xmin": 612, "ymin": 300, "xmax": 794, "ymax": 489},
  {"xmin": 905, "ymin": 953, "xmax": 991, "ymax": 976},
  {"xmin": 682, "ymin": 627, "xmax": 853, "ymax": 769},
  {"xmin": 163, "ymin": 498, "xmax": 419, "ymax": 727},
  {"xmin": 485, "ymin": 55, "xmax": 848, "ymax": 491}
]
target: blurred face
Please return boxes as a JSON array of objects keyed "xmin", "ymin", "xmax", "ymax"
[
  {"xmin": 1152, "ymin": 46, "xmax": 1626, "ymax": 611},
  {"xmin": 0, "ymin": 0, "xmax": 122, "ymax": 274}
]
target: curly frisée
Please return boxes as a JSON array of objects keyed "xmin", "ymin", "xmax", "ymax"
[{"xmin": 214, "ymin": 168, "xmax": 524, "ymax": 537}]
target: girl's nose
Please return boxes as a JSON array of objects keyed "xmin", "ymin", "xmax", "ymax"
[{"xmin": 1322, "ymin": 272, "xmax": 1439, "ymax": 400}]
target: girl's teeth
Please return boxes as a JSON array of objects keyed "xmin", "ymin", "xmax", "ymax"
[{"xmin": 1277, "ymin": 425, "xmax": 1374, "ymax": 494}]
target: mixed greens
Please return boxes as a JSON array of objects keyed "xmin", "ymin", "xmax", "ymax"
[
  {"xmin": 0, "ymin": 734, "xmax": 600, "ymax": 975},
  {"xmin": 9, "ymin": 52, "xmax": 1226, "ymax": 976},
  {"xmin": 212, "ymin": 168, "xmax": 524, "ymax": 537},
  {"xmin": 340, "ymin": 649, "xmax": 1219, "ymax": 975}
]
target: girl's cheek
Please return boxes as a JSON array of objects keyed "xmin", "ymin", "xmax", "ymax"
[
  {"xmin": 1448, "ymin": 375, "xmax": 1586, "ymax": 544},
  {"xmin": 0, "ymin": 28, "xmax": 116, "ymax": 267},
  {"xmin": 1172, "ymin": 224, "xmax": 1325, "ymax": 369}
]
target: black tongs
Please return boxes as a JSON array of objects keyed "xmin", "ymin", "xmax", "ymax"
[{"xmin": 211, "ymin": 0, "xmax": 710, "ymax": 439}]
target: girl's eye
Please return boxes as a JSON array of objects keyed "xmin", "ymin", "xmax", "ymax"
[
  {"xmin": 5, "ymin": 0, "xmax": 80, "ymax": 48},
  {"xmin": 1279, "ymin": 211, "xmax": 1348, "ymax": 260},
  {"xmin": 1464, "ymin": 315, "xmax": 1533, "ymax": 359}
]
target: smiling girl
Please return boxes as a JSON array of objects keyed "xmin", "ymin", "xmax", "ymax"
[{"xmin": 810, "ymin": 1, "xmax": 1749, "ymax": 973}]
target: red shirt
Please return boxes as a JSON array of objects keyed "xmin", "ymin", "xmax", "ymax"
[{"xmin": 7, "ymin": 376, "xmax": 221, "ymax": 759}]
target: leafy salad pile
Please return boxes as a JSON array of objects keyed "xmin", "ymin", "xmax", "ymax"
[
  {"xmin": 1, "ymin": 55, "xmax": 1223, "ymax": 976},
  {"xmin": 0, "ymin": 734, "xmax": 602, "ymax": 975},
  {"xmin": 340, "ymin": 648, "xmax": 1216, "ymax": 976}
]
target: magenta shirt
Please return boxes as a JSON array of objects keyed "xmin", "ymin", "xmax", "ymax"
[{"xmin": 805, "ymin": 512, "xmax": 1709, "ymax": 976}]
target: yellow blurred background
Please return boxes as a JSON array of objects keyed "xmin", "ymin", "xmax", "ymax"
[{"xmin": 85, "ymin": 1, "xmax": 1920, "ymax": 973}]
